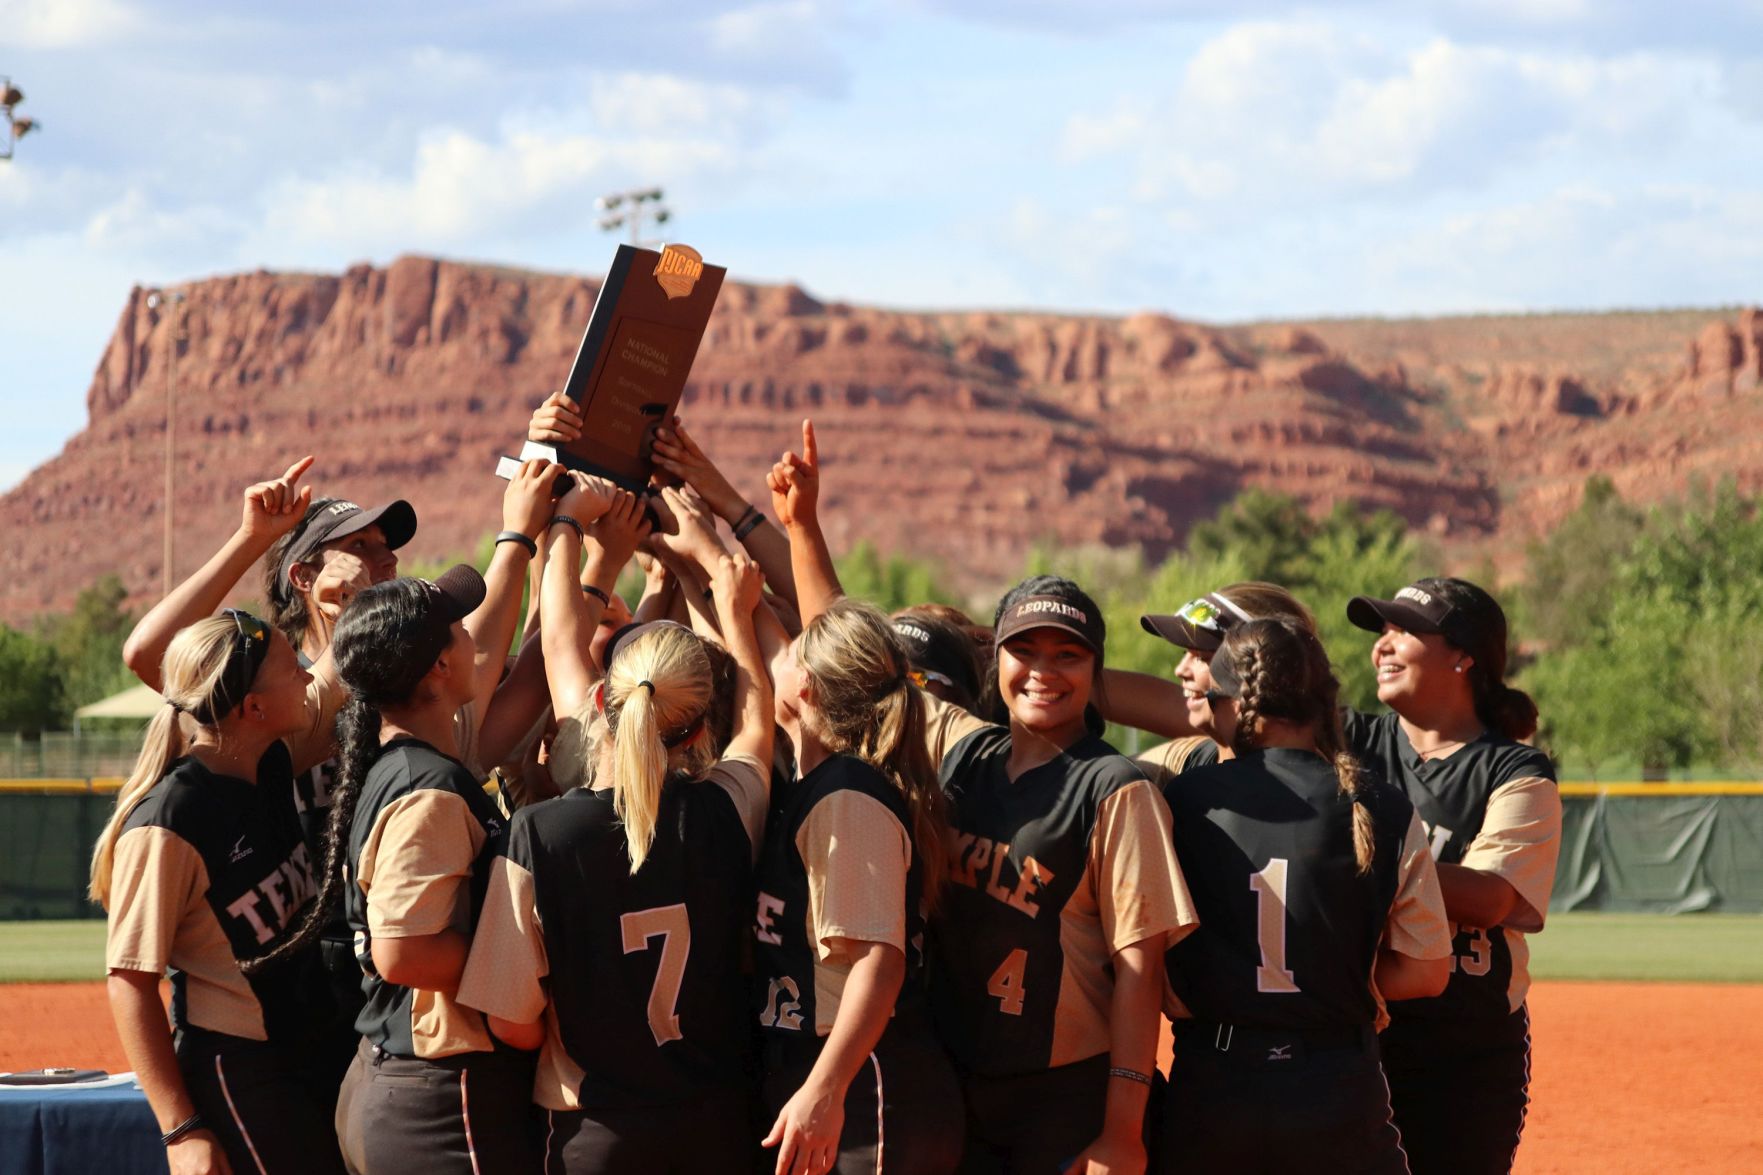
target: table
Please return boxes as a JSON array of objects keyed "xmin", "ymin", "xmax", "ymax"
[{"xmin": 0, "ymin": 1074, "xmax": 164, "ymax": 1175}]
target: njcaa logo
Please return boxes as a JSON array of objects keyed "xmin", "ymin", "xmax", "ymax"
[
  {"xmin": 653, "ymin": 244, "xmax": 704, "ymax": 300},
  {"xmin": 1395, "ymin": 586, "xmax": 1434, "ymax": 606}
]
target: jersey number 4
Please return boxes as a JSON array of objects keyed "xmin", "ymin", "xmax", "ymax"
[
  {"xmin": 987, "ymin": 948, "xmax": 1028, "ymax": 1016},
  {"xmin": 1251, "ymin": 860, "xmax": 1301, "ymax": 994},
  {"xmin": 621, "ymin": 904, "xmax": 692, "ymax": 1047}
]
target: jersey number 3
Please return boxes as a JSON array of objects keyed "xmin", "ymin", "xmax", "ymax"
[
  {"xmin": 1251, "ymin": 860, "xmax": 1301, "ymax": 994},
  {"xmin": 621, "ymin": 904, "xmax": 691, "ymax": 1046}
]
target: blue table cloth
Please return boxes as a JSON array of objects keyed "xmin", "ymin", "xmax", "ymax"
[{"xmin": 0, "ymin": 1076, "xmax": 163, "ymax": 1175}]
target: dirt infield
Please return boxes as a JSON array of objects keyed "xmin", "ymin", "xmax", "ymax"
[{"xmin": 2, "ymin": 980, "xmax": 1758, "ymax": 1172}]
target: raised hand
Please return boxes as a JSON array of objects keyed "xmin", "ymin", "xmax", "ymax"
[
  {"xmin": 659, "ymin": 485, "xmax": 727, "ymax": 564},
  {"xmin": 527, "ymin": 389, "xmax": 583, "ymax": 445},
  {"xmin": 556, "ymin": 471, "xmax": 617, "ymax": 526},
  {"xmin": 239, "ymin": 456, "xmax": 315, "ymax": 544},
  {"xmin": 502, "ymin": 458, "xmax": 563, "ymax": 538},
  {"xmin": 766, "ymin": 419, "xmax": 819, "ymax": 531},
  {"xmin": 711, "ymin": 551, "xmax": 763, "ymax": 618},
  {"xmin": 651, "ymin": 418, "xmax": 745, "ymax": 520},
  {"xmin": 586, "ymin": 488, "xmax": 653, "ymax": 572},
  {"xmin": 310, "ymin": 550, "xmax": 374, "ymax": 624}
]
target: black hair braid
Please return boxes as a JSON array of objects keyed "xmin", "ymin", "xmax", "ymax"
[
  {"xmin": 241, "ymin": 694, "xmax": 379, "ymax": 974},
  {"xmin": 1228, "ymin": 642, "xmax": 1268, "ymax": 760}
]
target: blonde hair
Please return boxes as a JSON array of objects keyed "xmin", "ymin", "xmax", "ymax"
[
  {"xmin": 89, "ymin": 618, "xmax": 241, "ymax": 907},
  {"xmin": 798, "ymin": 599, "xmax": 950, "ymax": 911},
  {"xmin": 584, "ymin": 624, "xmax": 716, "ymax": 872},
  {"xmin": 1216, "ymin": 581, "xmax": 1318, "ymax": 635}
]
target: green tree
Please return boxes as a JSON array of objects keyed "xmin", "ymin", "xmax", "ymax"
[
  {"xmin": 0, "ymin": 624, "xmax": 66, "ymax": 734},
  {"xmin": 836, "ymin": 540, "xmax": 954, "ymax": 614},
  {"xmin": 37, "ymin": 575, "xmax": 137, "ymax": 710}
]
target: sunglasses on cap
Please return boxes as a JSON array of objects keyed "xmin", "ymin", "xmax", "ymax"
[
  {"xmin": 1174, "ymin": 596, "xmax": 1236, "ymax": 634},
  {"xmin": 907, "ymin": 668, "xmax": 956, "ymax": 690}
]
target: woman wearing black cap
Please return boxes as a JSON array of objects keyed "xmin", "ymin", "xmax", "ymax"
[
  {"xmin": 456, "ymin": 475, "xmax": 777, "ymax": 1173},
  {"xmin": 773, "ymin": 420, "xmax": 1196, "ymax": 1175},
  {"xmin": 1342, "ymin": 578, "xmax": 1561, "ymax": 1175},
  {"xmin": 94, "ymin": 611, "xmax": 346, "ymax": 1175},
  {"xmin": 245, "ymin": 563, "xmax": 534, "ymax": 1172}
]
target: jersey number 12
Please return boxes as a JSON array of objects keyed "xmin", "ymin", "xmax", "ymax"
[
  {"xmin": 1251, "ymin": 860, "xmax": 1301, "ymax": 994},
  {"xmin": 621, "ymin": 904, "xmax": 691, "ymax": 1046}
]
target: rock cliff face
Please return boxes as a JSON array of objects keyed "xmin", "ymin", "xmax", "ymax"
[{"xmin": 1, "ymin": 255, "xmax": 1757, "ymax": 621}]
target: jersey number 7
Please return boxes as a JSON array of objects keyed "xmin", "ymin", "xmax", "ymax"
[{"xmin": 621, "ymin": 904, "xmax": 692, "ymax": 1046}]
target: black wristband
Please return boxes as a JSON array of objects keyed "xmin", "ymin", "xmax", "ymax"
[
  {"xmin": 702, "ymin": 585, "xmax": 715, "ymax": 603},
  {"xmin": 161, "ymin": 1113, "xmax": 207, "ymax": 1146},
  {"xmin": 733, "ymin": 510, "xmax": 766, "ymax": 541},
  {"xmin": 548, "ymin": 515, "xmax": 586, "ymax": 540},
  {"xmin": 731, "ymin": 503, "xmax": 758, "ymax": 533},
  {"xmin": 582, "ymin": 584, "xmax": 610, "ymax": 606},
  {"xmin": 494, "ymin": 530, "xmax": 538, "ymax": 557}
]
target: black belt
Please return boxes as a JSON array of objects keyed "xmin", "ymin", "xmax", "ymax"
[{"xmin": 1172, "ymin": 1020, "xmax": 1374, "ymax": 1066}]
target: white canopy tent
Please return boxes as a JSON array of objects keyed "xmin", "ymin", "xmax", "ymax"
[{"xmin": 72, "ymin": 683, "xmax": 163, "ymax": 732}]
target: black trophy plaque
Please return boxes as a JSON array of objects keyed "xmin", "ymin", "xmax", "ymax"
[{"xmin": 496, "ymin": 243, "xmax": 726, "ymax": 491}]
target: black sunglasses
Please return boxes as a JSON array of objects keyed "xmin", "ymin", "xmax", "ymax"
[{"xmin": 195, "ymin": 609, "xmax": 273, "ymax": 722}]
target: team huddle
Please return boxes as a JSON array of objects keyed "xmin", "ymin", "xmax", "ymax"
[{"xmin": 90, "ymin": 395, "xmax": 1561, "ymax": 1175}]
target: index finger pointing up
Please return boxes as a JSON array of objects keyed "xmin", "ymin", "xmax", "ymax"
[
  {"xmin": 800, "ymin": 419, "xmax": 817, "ymax": 468},
  {"xmin": 282, "ymin": 455, "xmax": 315, "ymax": 485}
]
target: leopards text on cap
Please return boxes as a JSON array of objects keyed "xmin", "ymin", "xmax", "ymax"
[
  {"xmin": 993, "ymin": 595, "xmax": 1104, "ymax": 656},
  {"xmin": 277, "ymin": 498, "xmax": 418, "ymax": 589},
  {"xmin": 1347, "ymin": 583, "xmax": 1464, "ymax": 644}
]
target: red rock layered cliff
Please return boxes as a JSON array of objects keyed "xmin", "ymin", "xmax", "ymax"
[{"xmin": 0, "ymin": 255, "xmax": 1756, "ymax": 621}]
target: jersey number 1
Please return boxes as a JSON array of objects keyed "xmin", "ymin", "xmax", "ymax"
[
  {"xmin": 621, "ymin": 904, "xmax": 691, "ymax": 1046},
  {"xmin": 1250, "ymin": 860, "xmax": 1301, "ymax": 994}
]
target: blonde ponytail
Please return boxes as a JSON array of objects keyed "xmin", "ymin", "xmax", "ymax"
[
  {"xmin": 89, "ymin": 618, "xmax": 240, "ymax": 907},
  {"xmin": 592, "ymin": 625, "xmax": 714, "ymax": 873}
]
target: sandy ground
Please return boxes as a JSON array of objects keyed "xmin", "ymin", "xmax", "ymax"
[{"xmin": 2, "ymin": 979, "xmax": 1758, "ymax": 1172}]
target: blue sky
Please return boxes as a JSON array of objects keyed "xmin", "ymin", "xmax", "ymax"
[{"xmin": 4, "ymin": 0, "xmax": 1762, "ymax": 490}]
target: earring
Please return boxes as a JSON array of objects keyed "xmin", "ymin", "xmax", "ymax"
[{"xmin": 1454, "ymin": 665, "xmax": 1464, "ymax": 673}]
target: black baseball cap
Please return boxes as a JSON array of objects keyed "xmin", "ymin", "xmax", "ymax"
[
  {"xmin": 419, "ymin": 564, "xmax": 487, "ymax": 627},
  {"xmin": 893, "ymin": 616, "xmax": 982, "ymax": 699},
  {"xmin": 994, "ymin": 594, "xmax": 1104, "ymax": 656},
  {"xmin": 278, "ymin": 498, "xmax": 418, "ymax": 588},
  {"xmin": 1347, "ymin": 582, "xmax": 1464, "ymax": 643},
  {"xmin": 1140, "ymin": 591, "xmax": 1254, "ymax": 653}
]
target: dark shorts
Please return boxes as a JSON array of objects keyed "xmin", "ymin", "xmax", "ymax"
[
  {"xmin": 761, "ymin": 1021, "xmax": 964, "ymax": 1175},
  {"xmin": 316, "ymin": 936, "xmax": 367, "ymax": 1099},
  {"xmin": 1155, "ymin": 1021, "xmax": 1406, "ymax": 1175},
  {"xmin": 335, "ymin": 1036, "xmax": 538, "ymax": 1175},
  {"xmin": 956, "ymin": 1053, "xmax": 1113, "ymax": 1175},
  {"xmin": 1380, "ymin": 1005, "xmax": 1532, "ymax": 1175},
  {"xmin": 176, "ymin": 1027, "xmax": 346, "ymax": 1175},
  {"xmin": 541, "ymin": 1089, "xmax": 752, "ymax": 1174}
]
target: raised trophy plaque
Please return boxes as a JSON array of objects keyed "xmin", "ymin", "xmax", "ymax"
[{"xmin": 497, "ymin": 243, "xmax": 726, "ymax": 490}]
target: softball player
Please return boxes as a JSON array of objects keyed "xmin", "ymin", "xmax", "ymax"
[
  {"xmin": 456, "ymin": 486, "xmax": 775, "ymax": 1173},
  {"xmin": 1153, "ymin": 618, "xmax": 1452, "ymax": 1173},
  {"xmin": 755, "ymin": 599, "xmax": 964, "ymax": 1175},
  {"xmin": 769, "ymin": 419, "xmax": 1196, "ymax": 1174},
  {"xmin": 1344, "ymin": 578, "xmax": 1562, "ymax": 1175},
  {"xmin": 1129, "ymin": 582, "xmax": 1320, "ymax": 785},
  {"xmin": 95, "ymin": 612, "xmax": 345, "ymax": 1175}
]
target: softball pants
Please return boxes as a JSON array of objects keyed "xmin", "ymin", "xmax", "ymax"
[
  {"xmin": 175, "ymin": 1026, "xmax": 346, "ymax": 1175},
  {"xmin": 335, "ymin": 1036, "xmax": 537, "ymax": 1175},
  {"xmin": 1380, "ymin": 1005, "xmax": 1532, "ymax": 1175}
]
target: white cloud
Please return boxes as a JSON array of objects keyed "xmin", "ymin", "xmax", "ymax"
[
  {"xmin": 0, "ymin": 0, "xmax": 142, "ymax": 48},
  {"xmin": 1071, "ymin": 20, "xmax": 1717, "ymax": 208}
]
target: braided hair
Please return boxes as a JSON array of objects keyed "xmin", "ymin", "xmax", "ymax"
[
  {"xmin": 1212, "ymin": 618, "xmax": 1377, "ymax": 875},
  {"xmin": 241, "ymin": 578, "xmax": 457, "ymax": 974}
]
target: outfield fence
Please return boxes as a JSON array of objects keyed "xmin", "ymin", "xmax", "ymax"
[{"xmin": 1, "ymin": 779, "xmax": 1760, "ymax": 920}]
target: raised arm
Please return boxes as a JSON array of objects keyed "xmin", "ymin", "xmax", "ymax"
[
  {"xmin": 652, "ymin": 418, "xmax": 798, "ymax": 608},
  {"xmin": 541, "ymin": 479, "xmax": 648, "ymax": 721},
  {"xmin": 650, "ymin": 485, "xmax": 734, "ymax": 639},
  {"xmin": 631, "ymin": 550, "xmax": 677, "ymax": 624},
  {"xmin": 709, "ymin": 552, "xmax": 774, "ymax": 768},
  {"xmin": 122, "ymin": 457, "xmax": 313, "ymax": 691},
  {"xmin": 461, "ymin": 458, "xmax": 559, "ymax": 732},
  {"xmin": 769, "ymin": 419, "xmax": 843, "ymax": 626}
]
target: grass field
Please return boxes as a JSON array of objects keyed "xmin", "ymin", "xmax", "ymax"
[{"xmin": 1, "ymin": 912, "xmax": 1758, "ymax": 985}]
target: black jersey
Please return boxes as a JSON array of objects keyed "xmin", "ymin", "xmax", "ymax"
[
  {"xmin": 754, "ymin": 754, "xmax": 926, "ymax": 1043},
  {"xmin": 1343, "ymin": 709, "xmax": 1558, "ymax": 1020},
  {"xmin": 522, "ymin": 777, "xmax": 755, "ymax": 1107},
  {"xmin": 109, "ymin": 741, "xmax": 325, "ymax": 1044},
  {"xmin": 1164, "ymin": 748, "xmax": 1411, "ymax": 1030},
  {"xmin": 345, "ymin": 737, "xmax": 505, "ymax": 1058},
  {"xmin": 931, "ymin": 726, "xmax": 1192, "ymax": 1077}
]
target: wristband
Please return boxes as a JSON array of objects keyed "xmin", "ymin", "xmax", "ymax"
[
  {"xmin": 733, "ymin": 510, "xmax": 766, "ymax": 541},
  {"xmin": 548, "ymin": 515, "xmax": 586, "ymax": 540},
  {"xmin": 582, "ymin": 584, "xmax": 610, "ymax": 606},
  {"xmin": 1107, "ymin": 1066, "xmax": 1153, "ymax": 1087},
  {"xmin": 702, "ymin": 586, "xmax": 715, "ymax": 603},
  {"xmin": 494, "ymin": 530, "xmax": 538, "ymax": 557},
  {"xmin": 731, "ymin": 504, "xmax": 759, "ymax": 533},
  {"xmin": 161, "ymin": 1113, "xmax": 208, "ymax": 1146}
]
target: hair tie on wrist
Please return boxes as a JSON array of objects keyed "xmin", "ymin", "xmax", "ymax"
[{"xmin": 733, "ymin": 510, "xmax": 766, "ymax": 541}]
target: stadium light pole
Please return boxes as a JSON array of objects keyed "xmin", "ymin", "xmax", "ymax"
[
  {"xmin": 595, "ymin": 187, "xmax": 672, "ymax": 247},
  {"xmin": 0, "ymin": 77, "xmax": 39, "ymax": 162},
  {"xmin": 146, "ymin": 290, "xmax": 186, "ymax": 596}
]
